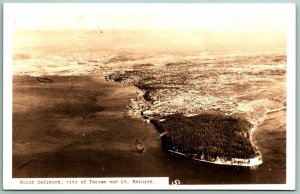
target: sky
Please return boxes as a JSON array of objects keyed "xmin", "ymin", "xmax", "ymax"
[
  {"xmin": 7, "ymin": 3, "xmax": 294, "ymax": 54},
  {"xmin": 7, "ymin": 3, "xmax": 291, "ymax": 33}
]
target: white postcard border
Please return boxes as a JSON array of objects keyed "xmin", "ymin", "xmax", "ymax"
[{"xmin": 2, "ymin": 3, "xmax": 296, "ymax": 190}]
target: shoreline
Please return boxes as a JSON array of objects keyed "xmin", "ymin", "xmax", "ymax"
[
  {"xmin": 161, "ymin": 109, "xmax": 264, "ymax": 167},
  {"xmin": 163, "ymin": 108, "xmax": 285, "ymax": 167},
  {"xmin": 168, "ymin": 150, "xmax": 262, "ymax": 167},
  {"xmin": 107, "ymin": 76, "xmax": 266, "ymax": 167},
  {"xmin": 248, "ymin": 107, "xmax": 286, "ymax": 162}
]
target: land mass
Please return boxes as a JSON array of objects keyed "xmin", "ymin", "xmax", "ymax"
[
  {"xmin": 106, "ymin": 54, "xmax": 286, "ymax": 166},
  {"xmin": 107, "ymin": 75, "xmax": 262, "ymax": 166}
]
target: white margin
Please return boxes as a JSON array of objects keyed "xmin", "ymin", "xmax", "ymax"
[
  {"xmin": 3, "ymin": 3, "xmax": 14, "ymax": 190},
  {"xmin": 285, "ymin": 2, "xmax": 296, "ymax": 190}
]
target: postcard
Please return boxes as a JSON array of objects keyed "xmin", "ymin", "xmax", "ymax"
[{"xmin": 3, "ymin": 3, "xmax": 296, "ymax": 190}]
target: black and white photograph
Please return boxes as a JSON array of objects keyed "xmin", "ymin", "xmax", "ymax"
[{"xmin": 3, "ymin": 3, "xmax": 296, "ymax": 190}]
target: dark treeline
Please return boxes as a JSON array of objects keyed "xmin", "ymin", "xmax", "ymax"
[{"xmin": 151, "ymin": 113, "xmax": 258, "ymax": 161}]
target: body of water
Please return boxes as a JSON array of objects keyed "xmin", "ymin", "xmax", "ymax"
[{"xmin": 13, "ymin": 76, "xmax": 285, "ymax": 184}]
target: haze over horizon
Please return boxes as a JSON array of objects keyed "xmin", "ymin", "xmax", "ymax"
[{"xmin": 9, "ymin": 4, "xmax": 290, "ymax": 54}]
